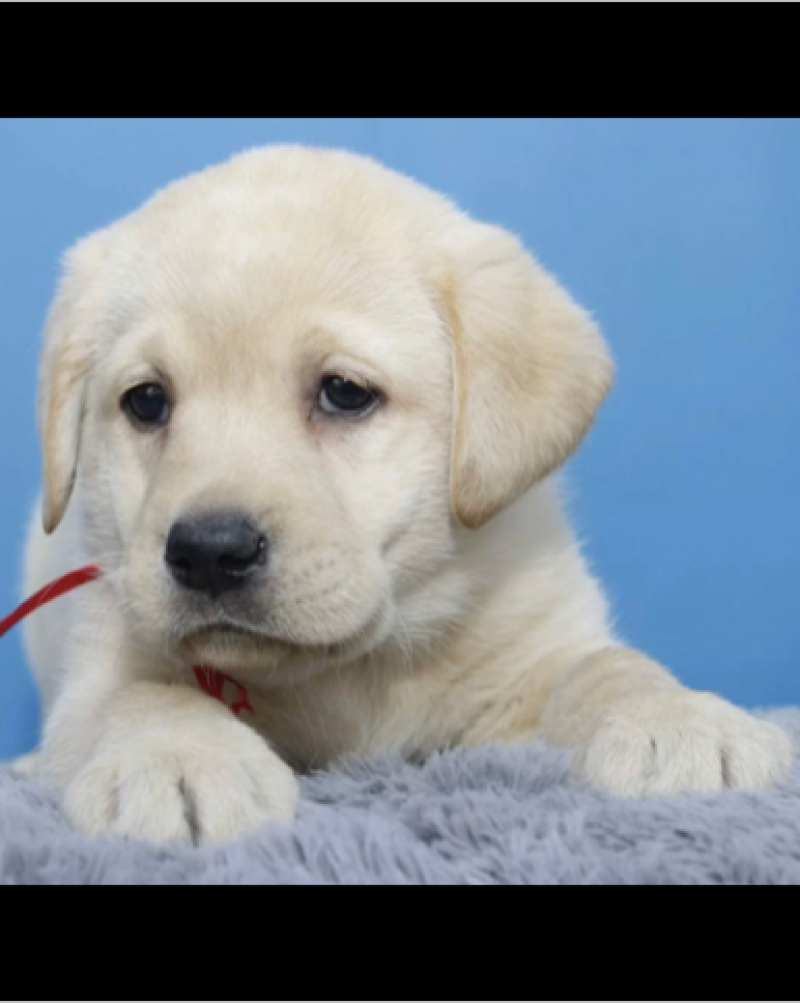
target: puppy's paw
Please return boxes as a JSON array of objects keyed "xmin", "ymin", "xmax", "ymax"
[
  {"xmin": 575, "ymin": 691, "xmax": 794, "ymax": 799},
  {"xmin": 63, "ymin": 719, "xmax": 300, "ymax": 846},
  {"xmin": 9, "ymin": 752, "xmax": 41, "ymax": 780}
]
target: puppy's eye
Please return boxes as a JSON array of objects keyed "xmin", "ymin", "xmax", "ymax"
[
  {"xmin": 320, "ymin": 377, "xmax": 378, "ymax": 417},
  {"xmin": 123, "ymin": 384, "xmax": 171, "ymax": 430}
]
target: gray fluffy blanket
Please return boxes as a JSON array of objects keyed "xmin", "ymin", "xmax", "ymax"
[{"xmin": 2, "ymin": 710, "xmax": 799, "ymax": 885}]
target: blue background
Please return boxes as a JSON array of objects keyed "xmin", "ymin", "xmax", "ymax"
[{"xmin": 1, "ymin": 118, "xmax": 798, "ymax": 760}]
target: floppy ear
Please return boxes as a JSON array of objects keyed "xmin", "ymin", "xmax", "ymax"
[
  {"xmin": 39, "ymin": 240, "xmax": 101, "ymax": 535},
  {"xmin": 444, "ymin": 225, "xmax": 615, "ymax": 531}
]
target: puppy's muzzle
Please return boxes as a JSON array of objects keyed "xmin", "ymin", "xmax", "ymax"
[{"xmin": 166, "ymin": 514, "xmax": 268, "ymax": 598}]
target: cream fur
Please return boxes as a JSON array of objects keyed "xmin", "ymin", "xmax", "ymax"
[{"xmin": 21, "ymin": 147, "xmax": 793, "ymax": 846}]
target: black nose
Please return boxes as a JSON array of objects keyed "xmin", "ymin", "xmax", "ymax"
[{"xmin": 166, "ymin": 515, "xmax": 268, "ymax": 597}]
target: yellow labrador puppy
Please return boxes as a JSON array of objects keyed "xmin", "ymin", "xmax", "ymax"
[{"xmin": 21, "ymin": 147, "xmax": 792, "ymax": 845}]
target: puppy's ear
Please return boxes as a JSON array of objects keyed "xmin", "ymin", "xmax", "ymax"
[
  {"xmin": 444, "ymin": 225, "xmax": 615, "ymax": 531},
  {"xmin": 39, "ymin": 239, "xmax": 103, "ymax": 535}
]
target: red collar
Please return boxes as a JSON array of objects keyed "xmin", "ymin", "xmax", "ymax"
[
  {"xmin": 2, "ymin": 566, "xmax": 254, "ymax": 719},
  {"xmin": 194, "ymin": 666, "xmax": 254, "ymax": 717}
]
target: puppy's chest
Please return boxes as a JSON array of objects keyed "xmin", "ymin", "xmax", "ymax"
[{"xmin": 182, "ymin": 662, "xmax": 440, "ymax": 770}]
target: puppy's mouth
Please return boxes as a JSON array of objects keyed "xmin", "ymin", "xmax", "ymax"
[
  {"xmin": 176, "ymin": 621, "xmax": 295, "ymax": 676},
  {"xmin": 190, "ymin": 624, "xmax": 271, "ymax": 643},
  {"xmin": 181, "ymin": 621, "xmax": 288, "ymax": 654},
  {"xmin": 173, "ymin": 603, "xmax": 393, "ymax": 678}
]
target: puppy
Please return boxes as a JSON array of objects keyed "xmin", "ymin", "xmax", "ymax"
[{"xmin": 20, "ymin": 147, "xmax": 792, "ymax": 846}]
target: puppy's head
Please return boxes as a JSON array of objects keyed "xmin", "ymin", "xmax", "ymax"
[{"xmin": 39, "ymin": 148, "xmax": 613, "ymax": 677}]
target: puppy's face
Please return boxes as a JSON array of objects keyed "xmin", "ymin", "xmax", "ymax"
[
  {"xmin": 39, "ymin": 149, "xmax": 613, "ymax": 679},
  {"xmin": 85, "ymin": 229, "xmax": 455, "ymax": 676}
]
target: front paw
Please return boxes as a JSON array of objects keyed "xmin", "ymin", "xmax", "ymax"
[
  {"xmin": 575, "ymin": 691, "xmax": 794, "ymax": 799},
  {"xmin": 63, "ymin": 719, "xmax": 300, "ymax": 846}
]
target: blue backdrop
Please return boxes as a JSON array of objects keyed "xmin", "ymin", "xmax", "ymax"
[{"xmin": 1, "ymin": 118, "xmax": 798, "ymax": 760}]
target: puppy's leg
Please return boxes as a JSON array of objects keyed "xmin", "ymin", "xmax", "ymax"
[
  {"xmin": 42, "ymin": 642, "xmax": 299, "ymax": 846},
  {"xmin": 535, "ymin": 648, "xmax": 794, "ymax": 798}
]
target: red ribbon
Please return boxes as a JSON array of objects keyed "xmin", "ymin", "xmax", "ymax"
[
  {"xmin": 2, "ymin": 565, "xmax": 254, "ymax": 717},
  {"xmin": 0, "ymin": 566, "xmax": 103, "ymax": 640}
]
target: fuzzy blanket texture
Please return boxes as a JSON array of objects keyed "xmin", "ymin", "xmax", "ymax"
[{"xmin": 2, "ymin": 710, "xmax": 800, "ymax": 886}]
